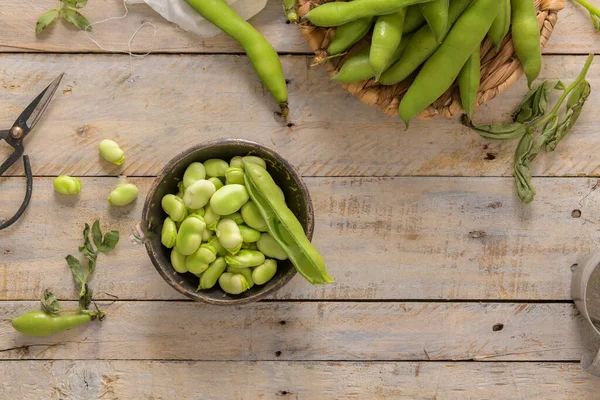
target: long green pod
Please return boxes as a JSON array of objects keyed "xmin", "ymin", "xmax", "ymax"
[
  {"xmin": 379, "ymin": 0, "xmax": 474, "ymax": 85},
  {"xmin": 399, "ymin": 0, "xmax": 501, "ymax": 126},
  {"xmin": 327, "ymin": 17, "xmax": 374, "ymax": 56},
  {"xmin": 458, "ymin": 49, "xmax": 481, "ymax": 117},
  {"xmin": 511, "ymin": 0, "xmax": 541, "ymax": 88},
  {"xmin": 370, "ymin": 10, "xmax": 406, "ymax": 78},
  {"xmin": 244, "ymin": 163, "xmax": 333, "ymax": 285},
  {"xmin": 304, "ymin": 0, "xmax": 433, "ymax": 27},
  {"xmin": 333, "ymin": 34, "xmax": 412, "ymax": 83},
  {"xmin": 403, "ymin": 5, "xmax": 426, "ymax": 33},
  {"xmin": 11, "ymin": 311, "xmax": 94, "ymax": 337},
  {"xmin": 420, "ymin": 0, "xmax": 449, "ymax": 43},
  {"xmin": 184, "ymin": 0, "xmax": 289, "ymax": 117},
  {"xmin": 489, "ymin": 0, "xmax": 511, "ymax": 51}
]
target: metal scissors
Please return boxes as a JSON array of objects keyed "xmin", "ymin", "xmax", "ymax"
[{"xmin": 0, "ymin": 73, "xmax": 64, "ymax": 230}]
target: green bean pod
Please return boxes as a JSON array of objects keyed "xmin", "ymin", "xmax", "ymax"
[
  {"xmin": 398, "ymin": 0, "xmax": 500, "ymax": 126},
  {"xmin": 10, "ymin": 311, "xmax": 96, "ymax": 337},
  {"xmin": 419, "ymin": 0, "xmax": 449, "ymax": 43},
  {"xmin": 184, "ymin": 0, "xmax": 289, "ymax": 117},
  {"xmin": 489, "ymin": 0, "xmax": 511, "ymax": 51},
  {"xmin": 327, "ymin": 17, "xmax": 374, "ymax": 56},
  {"xmin": 403, "ymin": 5, "xmax": 426, "ymax": 33},
  {"xmin": 252, "ymin": 259, "xmax": 278, "ymax": 285},
  {"xmin": 511, "ymin": 0, "xmax": 541, "ymax": 88},
  {"xmin": 226, "ymin": 266, "xmax": 254, "ymax": 289},
  {"xmin": 379, "ymin": 0, "xmax": 474, "ymax": 85},
  {"xmin": 198, "ymin": 257, "xmax": 227, "ymax": 290},
  {"xmin": 244, "ymin": 163, "xmax": 333, "ymax": 285},
  {"xmin": 304, "ymin": 0, "xmax": 432, "ymax": 27},
  {"xmin": 370, "ymin": 10, "xmax": 405, "ymax": 79},
  {"xmin": 218, "ymin": 272, "xmax": 250, "ymax": 295},
  {"xmin": 458, "ymin": 49, "xmax": 481, "ymax": 117}
]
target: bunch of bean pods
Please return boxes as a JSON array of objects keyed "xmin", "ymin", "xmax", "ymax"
[
  {"xmin": 300, "ymin": 0, "xmax": 542, "ymax": 126},
  {"xmin": 161, "ymin": 155, "xmax": 333, "ymax": 296}
]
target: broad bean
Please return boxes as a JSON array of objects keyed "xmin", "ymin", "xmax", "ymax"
[
  {"xmin": 238, "ymin": 224, "xmax": 261, "ymax": 243},
  {"xmin": 201, "ymin": 228, "xmax": 214, "ymax": 242},
  {"xmin": 162, "ymin": 194, "xmax": 188, "ymax": 222},
  {"xmin": 10, "ymin": 311, "xmax": 94, "ymax": 337},
  {"xmin": 198, "ymin": 257, "xmax": 227, "ymax": 290},
  {"xmin": 175, "ymin": 214, "xmax": 206, "ymax": 255},
  {"xmin": 161, "ymin": 217, "xmax": 177, "ymax": 248},
  {"xmin": 225, "ymin": 250, "xmax": 265, "ymax": 268},
  {"xmin": 208, "ymin": 177, "xmax": 224, "ymax": 190},
  {"xmin": 183, "ymin": 179, "xmax": 216, "ymax": 210},
  {"xmin": 327, "ymin": 17, "xmax": 374, "ymax": 56},
  {"xmin": 241, "ymin": 201, "xmax": 268, "ymax": 232},
  {"xmin": 188, "ymin": 207, "xmax": 205, "ymax": 217},
  {"xmin": 241, "ymin": 242, "xmax": 259, "ymax": 250},
  {"xmin": 489, "ymin": 0, "xmax": 511, "ymax": 51},
  {"xmin": 204, "ymin": 204, "xmax": 221, "ymax": 231},
  {"xmin": 458, "ymin": 49, "xmax": 480, "ymax": 117},
  {"xmin": 216, "ymin": 219, "xmax": 243, "ymax": 254},
  {"xmin": 53, "ymin": 175, "xmax": 82, "ymax": 195},
  {"xmin": 252, "ymin": 259, "xmax": 278, "ymax": 285},
  {"xmin": 403, "ymin": 5, "xmax": 426, "ymax": 33},
  {"xmin": 218, "ymin": 272, "xmax": 250, "ymax": 295},
  {"xmin": 511, "ymin": 0, "xmax": 541, "ymax": 88},
  {"xmin": 370, "ymin": 11, "xmax": 405, "ymax": 78},
  {"xmin": 420, "ymin": 0, "xmax": 449, "ymax": 43},
  {"xmin": 108, "ymin": 182, "xmax": 138, "ymax": 206},
  {"xmin": 222, "ymin": 212, "xmax": 244, "ymax": 225},
  {"xmin": 241, "ymin": 156, "xmax": 267, "ymax": 170},
  {"xmin": 226, "ymin": 266, "xmax": 254, "ymax": 289},
  {"xmin": 171, "ymin": 248, "xmax": 188, "ymax": 273},
  {"xmin": 183, "ymin": 162, "xmax": 206, "ymax": 188},
  {"xmin": 230, "ymin": 156, "xmax": 244, "ymax": 169},
  {"xmin": 186, "ymin": 244, "xmax": 217, "ymax": 275},
  {"xmin": 204, "ymin": 159, "xmax": 229, "ymax": 178},
  {"xmin": 210, "ymin": 184, "xmax": 249, "ymax": 215},
  {"xmin": 225, "ymin": 166, "xmax": 245, "ymax": 185},
  {"xmin": 257, "ymin": 233, "xmax": 288, "ymax": 260},
  {"xmin": 98, "ymin": 139, "xmax": 125, "ymax": 166},
  {"xmin": 208, "ymin": 236, "xmax": 228, "ymax": 257}
]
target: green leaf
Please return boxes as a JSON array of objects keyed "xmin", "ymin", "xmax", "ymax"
[
  {"xmin": 513, "ymin": 130, "xmax": 537, "ymax": 204},
  {"xmin": 590, "ymin": 11, "xmax": 600, "ymax": 31},
  {"xmin": 546, "ymin": 80, "xmax": 591, "ymax": 152},
  {"xmin": 79, "ymin": 285, "xmax": 93, "ymax": 310},
  {"xmin": 62, "ymin": 0, "xmax": 88, "ymax": 8},
  {"xmin": 40, "ymin": 289, "xmax": 62, "ymax": 316},
  {"xmin": 460, "ymin": 115, "xmax": 527, "ymax": 141},
  {"xmin": 100, "ymin": 231, "xmax": 120, "ymax": 253},
  {"xmin": 66, "ymin": 255, "xmax": 86, "ymax": 287},
  {"xmin": 60, "ymin": 8, "xmax": 91, "ymax": 31},
  {"xmin": 36, "ymin": 9, "xmax": 59, "ymax": 34},
  {"xmin": 92, "ymin": 220, "xmax": 103, "ymax": 250},
  {"xmin": 513, "ymin": 80, "xmax": 564, "ymax": 124}
]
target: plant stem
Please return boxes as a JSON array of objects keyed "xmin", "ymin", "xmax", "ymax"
[
  {"xmin": 573, "ymin": 0, "xmax": 600, "ymax": 17},
  {"xmin": 532, "ymin": 53, "xmax": 594, "ymax": 129}
]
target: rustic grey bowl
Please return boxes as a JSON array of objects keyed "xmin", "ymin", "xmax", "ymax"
[{"xmin": 142, "ymin": 139, "xmax": 313, "ymax": 305}]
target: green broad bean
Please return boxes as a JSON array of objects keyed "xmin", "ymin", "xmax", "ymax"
[
  {"xmin": 201, "ymin": 228, "xmax": 214, "ymax": 242},
  {"xmin": 216, "ymin": 219, "xmax": 243, "ymax": 254},
  {"xmin": 183, "ymin": 162, "xmax": 206, "ymax": 189},
  {"xmin": 171, "ymin": 248, "xmax": 188, "ymax": 273},
  {"xmin": 241, "ymin": 201, "xmax": 268, "ymax": 232},
  {"xmin": 183, "ymin": 179, "xmax": 216, "ymax": 210},
  {"xmin": 204, "ymin": 204, "xmax": 221, "ymax": 231},
  {"xmin": 420, "ymin": 0, "xmax": 449, "ymax": 43},
  {"xmin": 210, "ymin": 184, "xmax": 249, "ymax": 215},
  {"xmin": 98, "ymin": 139, "xmax": 125, "ymax": 166},
  {"xmin": 489, "ymin": 0, "xmax": 511, "ymax": 51},
  {"xmin": 241, "ymin": 242, "xmax": 259, "ymax": 250},
  {"xmin": 198, "ymin": 257, "xmax": 227, "ymax": 290},
  {"xmin": 403, "ymin": 5, "xmax": 426, "ymax": 33},
  {"xmin": 108, "ymin": 182, "xmax": 138, "ymax": 206},
  {"xmin": 208, "ymin": 236, "xmax": 228, "ymax": 257},
  {"xmin": 333, "ymin": 35, "xmax": 412, "ymax": 83},
  {"xmin": 225, "ymin": 249, "xmax": 265, "ymax": 268},
  {"xmin": 10, "ymin": 311, "xmax": 94, "ymax": 337},
  {"xmin": 379, "ymin": 0, "xmax": 473, "ymax": 85},
  {"xmin": 175, "ymin": 214, "xmax": 206, "ymax": 255},
  {"xmin": 161, "ymin": 217, "xmax": 178, "ymax": 248},
  {"xmin": 458, "ymin": 49, "xmax": 480, "ymax": 117},
  {"xmin": 184, "ymin": 0, "xmax": 289, "ymax": 118},
  {"xmin": 162, "ymin": 194, "xmax": 188, "ymax": 222},
  {"xmin": 370, "ymin": 11, "xmax": 405, "ymax": 79},
  {"xmin": 304, "ymin": 0, "xmax": 431, "ymax": 27},
  {"xmin": 208, "ymin": 177, "xmax": 224, "ymax": 190},
  {"xmin": 252, "ymin": 259, "xmax": 278, "ymax": 285},
  {"xmin": 218, "ymin": 272, "xmax": 249, "ymax": 295},
  {"xmin": 226, "ymin": 266, "xmax": 254, "ymax": 289},
  {"xmin": 238, "ymin": 225, "xmax": 261, "ymax": 243},
  {"xmin": 225, "ymin": 166, "xmax": 245, "ymax": 185},
  {"xmin": 222, "ymin": 212, "xmax": 244, "ymax": 225},
  {"xmin": 257, "ymin": 232, "xmax": 288, "ymax": 260},
  {"xmin": 186, "ymin": 244, "xmax": 217, "ymax": 275},
  {"xmin": 398, "ymin": 0, "xmax": 500, "ymax": 126},
  {"xmin": 188, "ymin": 207, "xmax": 205, "ymax": 217},
  {"xmin": 230, "ymin": 156, "xmax": 244, "ymax": 169},
  {"xmin": 511, "ymin": 0, "xmax": 541, "ymax": 88},
  {"xmin": 241, "ymin": 156, "xmax": 267, "ymax": 170},
  {"xmin": 244, "ymin": 163, "xmax": 334, "ymax": 284},
  {"xmin": 53, "ymin": 175, "xmax": 82, "ymax": 195},
  {"xmin": 327, "ymin": 17, "xmax": 374, "ymax": 56},
  {"xmin": 203, "ymin": 159, "xmax": 229, "ymax": 178}
]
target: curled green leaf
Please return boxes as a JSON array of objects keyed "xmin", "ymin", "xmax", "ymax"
[
  {"xmin": 62, "ymin": 0, "xmax": 88, "ymax": 8},
  {"xmin": 36, "ymin": 9, "xmax": 59, "ymax": 34},
  {"xmin": 460, "ymin": 115, "xmax": 527, "ymax": 140},
  {"xmin": 546, "ymin": 80, "xmax": 591, "ymax": 151},
  {"xmin": 40, "ymin": 289, "xmax": 62, "ymax": 316},
  {"xmin": 513, "ymin": 130, "xmax": 537, "ymax": 204},
  {"xmin": 60, "ymin": 8, "xmax": 91, "ymax": 31},
  {"xmin": 513, "ymin": 80, "xmax": 564, "ymax": 124},
  {"xmin": 572, "ymin": 0, "xmax": 600, "ymax": 30}
]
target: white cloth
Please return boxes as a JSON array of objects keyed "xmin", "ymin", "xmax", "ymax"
[{"xmin": 126, "ymin": 0, "xmax": 268, "ymax": 37}]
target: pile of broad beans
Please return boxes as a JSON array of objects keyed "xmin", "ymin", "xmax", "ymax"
[
  {"xmin": 161, "ymin": 155, "xmax": 333, "ymax": 296},
  {"xmin": 303, "ymin": 0, "xmax": 541, "ymax": 126}
]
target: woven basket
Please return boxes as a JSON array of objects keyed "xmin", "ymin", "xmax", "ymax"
[{"xmin": 297, "ymin": 0, "xmax": 564, "ymax": 119}]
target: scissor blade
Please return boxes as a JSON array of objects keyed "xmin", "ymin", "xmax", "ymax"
[{"xmin": 13, "ymin": 73, "xmax": 64, "ymax": 137}]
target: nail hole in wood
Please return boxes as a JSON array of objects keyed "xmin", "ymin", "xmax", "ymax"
[
  {"xmin": 287, "ymin": 122, "xmax": 295, "ymax": 128},
  {"xmin": 571, "ymin": 209, "xmax": 582, "ymax": 218},
  {"xmin": 279, "ymin": 320, "xmax": 286, "ymax": 325},
  {"xmin": 484, "ymin": 153, "xmax": 496, "ymax": 161},
  {"xmin": 278, "ymin": 390, "xmax": 290, "ymax": 396},
  {"xmin": 275, "ymin": 351, "xmax": 282, "ymax": 357},
  {"xmin": 492, "ymin": 323, "xmax": 504, "ymax": 332},
  {"xmin": 571, "ymin": 264, "xmax": 579, "ymax": 272},
  {"xmin": 285, "ymin": 79, "xmax": 291, "ymax": 85}
]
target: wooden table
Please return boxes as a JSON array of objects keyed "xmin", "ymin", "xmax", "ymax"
[{"xmin": 1, "ymin": 1, "xmax": 600, "ymax": 398}]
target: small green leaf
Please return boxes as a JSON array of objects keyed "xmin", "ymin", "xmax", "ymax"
[
  {"xmin": 546, "ymin": 80, "xmax": 591, "ymax": 152},
  {"xmin": 460, "ymin": 115, "xmax": 527, "ymax": 141},
  {"xmin": 79, "ymin": 284, "xmax": 93, "ymax": 310},
  {"xmin": 62, "ymin": 0, "xmax": 88, "ymax": 8},
  {"xmin": 100, "ymin": 231, "xmax": 120, "ymax": 253},
  {"xmin": 66, "ymin": 255, "xmax": 86, "ymax": 287},
  {"xmin": 513, "ymin": 80, "xmax": 564, "ymax": 124},
  {"xmin": 60, "ymin": 8, "xmax": 91, "ymax": 31},
  {"xmin": 40, "ymin": 289, "xmax": 62, "ymax": 316},
  {"xmin": 590, "ymin": 12, "xmax": 600, "ymax": 31},
  {"xmin": 92, "ymin": 220, "xmax": 103, "ymax": 250},
  {"xmin": 36, "ymin": 9, "xmax": 59, "ymax": 34}
]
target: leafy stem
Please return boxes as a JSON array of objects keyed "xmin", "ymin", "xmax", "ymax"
[
  {"xmin": 36, "ymin": 0, "xmax": 91, "ymax": 34},
  {"xmin": 573, "ymin": 0, "xmax": 600, "ymax": 30}
]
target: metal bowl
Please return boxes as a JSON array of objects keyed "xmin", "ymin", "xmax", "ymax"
[{"xmin": 142, "ymin": 139, "xmax": 313, "ymax": 305}]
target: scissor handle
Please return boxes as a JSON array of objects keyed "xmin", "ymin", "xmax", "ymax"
[{"xmin": 0, "ymin": 155, "xmax": 33, "ymax": 230}]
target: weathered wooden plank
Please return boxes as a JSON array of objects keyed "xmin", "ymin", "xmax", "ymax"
[
  {"xmin": 0, "ymin": 54, "xmax": 598, "ymax": 178},
  {"xmin": 0, "ymin": 360, "xmax": 598, "ymax": 399},
  {"xmin": 2, "ymin": 177, "xmax": 598, "ymax": 301},
  {"xmin": 0, "ymin": 301, "xmax": 595, "ymax": 361},
  {"xmin": 0, "ymin": 0, "xmax": 596, "ymax": 54}
]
